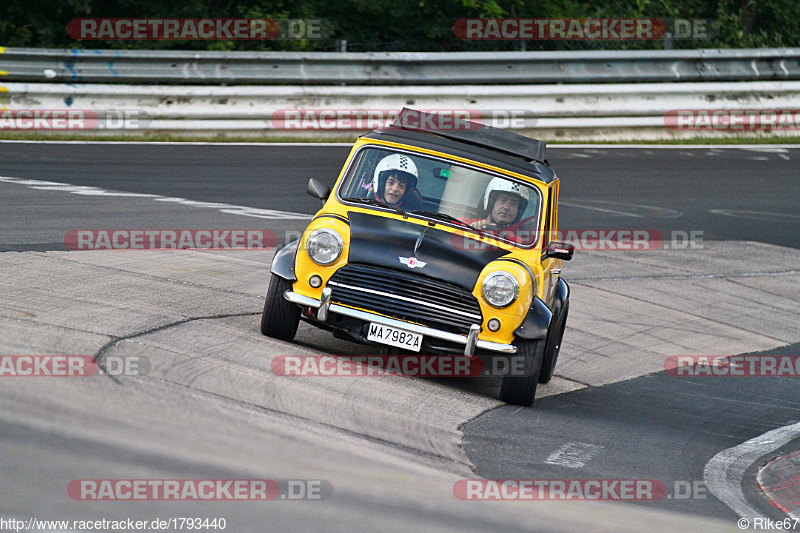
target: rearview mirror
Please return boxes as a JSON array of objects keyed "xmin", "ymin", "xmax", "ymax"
[
  {"xmin": 545, "ymin": 241, "xmax": 574, "ymax": 261},
  {"xmin": 307, "ymin": 178, "xmax": 331, "ymax": 201}
]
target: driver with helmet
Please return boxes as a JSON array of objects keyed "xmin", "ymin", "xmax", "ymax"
[
  {"xmin": 366, "ymin": 153, "xmax": 422, "ymax": 211},
  {"xmin": 462, "ymin": 177, "xmax": 536, "ymax": 244}
]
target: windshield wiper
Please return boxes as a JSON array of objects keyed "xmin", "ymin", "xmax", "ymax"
[
  {"xmin": 411, "ymin": 211, "xmax": 485, "ymax": 237},
  {"xmin": 347, "ymin": 197, "xmax": 408, "ymax": 218}
]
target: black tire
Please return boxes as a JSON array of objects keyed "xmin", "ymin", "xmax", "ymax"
[
  {"xmin": 538, "ymin": 301, "xmax": 569, "ymax": 384},
  {"xmin": 260, "ymin": 274, "xmax": 301, "ymax": 341},
  {"xmin": 498, "ymin": 338, "xmax": 546, "ymax": 407}
]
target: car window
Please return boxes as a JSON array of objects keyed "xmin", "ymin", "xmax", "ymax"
[{"xmin": 338, "ymin": 146, "xmax": 541, "ymax": 247}]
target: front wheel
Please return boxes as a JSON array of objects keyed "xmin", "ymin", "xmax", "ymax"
[
  {"xmin": 498, "ymin": 338, "xmax": 546, "ymax": 407},
  {"xmin": 260, "ymin": 274, "xmax": 300, "ymax": 341},
  {"xmin": 538, "ymin": 301, "xmax": 569, "ymax": 384}
]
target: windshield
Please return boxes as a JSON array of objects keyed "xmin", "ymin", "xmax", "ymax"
[{"xmin": 338, "ymin": 146, "xmax": 542, "ymax": 247}]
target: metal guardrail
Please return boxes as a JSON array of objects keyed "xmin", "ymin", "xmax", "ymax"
[
  {"xmin": 3, "ymin": 47, "xmax": 798, "ymax": 140},
  {"xmin": 4, "ymin": 80, "xmax": 799, "ymax": 140},
  {"xmin": 1, "ymin": 47, "xmax": 799, "ymax": 85},
  {"xmin": 7, "ymin": 81, "xmax": 800, "ymax": 118}
]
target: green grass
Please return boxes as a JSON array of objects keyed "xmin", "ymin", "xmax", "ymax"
[
  {"xmin": 0, "ymin": 132, "xmax": 362, "ymax": 143},
  {"xmin": 2, "ymin": 132, "xmax": 800, "ymax": 144}
]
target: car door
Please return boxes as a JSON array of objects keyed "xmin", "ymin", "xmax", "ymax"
[{"xmin": 541, "ymin": 181, "xmax": 560, "ymax": 307}]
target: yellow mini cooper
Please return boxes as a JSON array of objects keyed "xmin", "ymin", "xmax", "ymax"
[{"xmin": 261, "ymin": 109, "xmax": 573, "ymax": 406}]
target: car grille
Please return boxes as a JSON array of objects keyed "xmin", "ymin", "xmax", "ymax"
[{"xmin": 327, "ymin": 264, "xmax": 482, "ymax": 334}]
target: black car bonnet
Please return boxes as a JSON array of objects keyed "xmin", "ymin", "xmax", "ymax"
[{"xmin": 347, "ymin": 211, "xmax": 509, "ymax": 290}]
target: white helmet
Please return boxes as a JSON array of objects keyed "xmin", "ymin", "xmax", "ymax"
[
  {"xmin": 483, "ymin": 177, "xmax": 530, "ymax": 223},
  {"xmin": 372, "ymin": 153, "xmax": 419, "ymax": 197}
]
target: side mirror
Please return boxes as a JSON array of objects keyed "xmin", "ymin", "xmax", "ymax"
[
  {"xmin": 545, "ymin": 241, "xmax": 574, "ymax": 261},
  {"xmin": 307, "ymin": 178, "xmax": 331, "ymax": 201}
]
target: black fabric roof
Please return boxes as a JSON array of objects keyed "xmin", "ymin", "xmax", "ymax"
[
  {"xmin": 389, "ymin": 108, "xmax": 547, "ymax": 164},
  {"xmin": 362, "ymin": 126, "xmax": 557, "ymax": 185}
]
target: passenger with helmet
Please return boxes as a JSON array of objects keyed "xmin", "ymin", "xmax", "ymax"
[
  {"xmin": 367, "ymin": 153, "xmax": 423, "ymax": 211},
  {"xmin": 461, "ymin": 177, "xmax": 537, "ymax": 244}
]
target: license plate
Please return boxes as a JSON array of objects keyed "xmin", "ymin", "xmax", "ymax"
[{"xmin": 367, "ymin": 323, "xmax": 422, "ymax": 352}]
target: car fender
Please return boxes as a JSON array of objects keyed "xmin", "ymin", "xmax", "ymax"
[
  {"xmin": 270, "ymin": 239, "xmax": 300, "ymax": 281},
  {"xmin": 513, "ymin": 296, "xmax": 553, "ymax": 341},
  {"xmin": 551, "ymin": 278, "xmax": 570, "ymax": 323}
]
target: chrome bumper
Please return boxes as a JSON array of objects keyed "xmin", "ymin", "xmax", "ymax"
[{"xmin": 284, "ymin": 290, "xmax": 517, "ymax": 355}]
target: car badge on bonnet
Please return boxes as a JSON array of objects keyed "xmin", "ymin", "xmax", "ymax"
[{"xmin": 399, "ymin": 256, "xmax": 426, "ymax": 269}]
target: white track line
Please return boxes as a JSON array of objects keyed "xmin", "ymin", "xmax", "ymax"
[
  {"xmin": 703, "ymin": 421, "xmax": 800, "ymax": 519},
  {"xmin": 559, "ymin": 201, "xmax": 643, "ymax": 217},
  {"xmin": 0, "ymin": 176, "xmax": 311, "ymax": 220}
]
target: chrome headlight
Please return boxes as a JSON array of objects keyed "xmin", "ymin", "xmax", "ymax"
[
  {"xmin": 482, "ymin": 271, "xmax": 520, "ymax": 308},
  {"xmin": 306, "ymin": 229, "xmax": 343, "ymax": 265}
]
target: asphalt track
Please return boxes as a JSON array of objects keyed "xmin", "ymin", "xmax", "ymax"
[
  {"xmin": 1, "ymin": 143, "xmax": 799, "ymax": 249},
  {"xmin": 1, "ymin": 141, "xmax": 799, "ymax": 531}
]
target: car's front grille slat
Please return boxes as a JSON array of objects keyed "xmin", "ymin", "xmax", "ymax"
[{"xmin": 327, "ymin": 264, "xmax": 482, "ymax": 334}]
